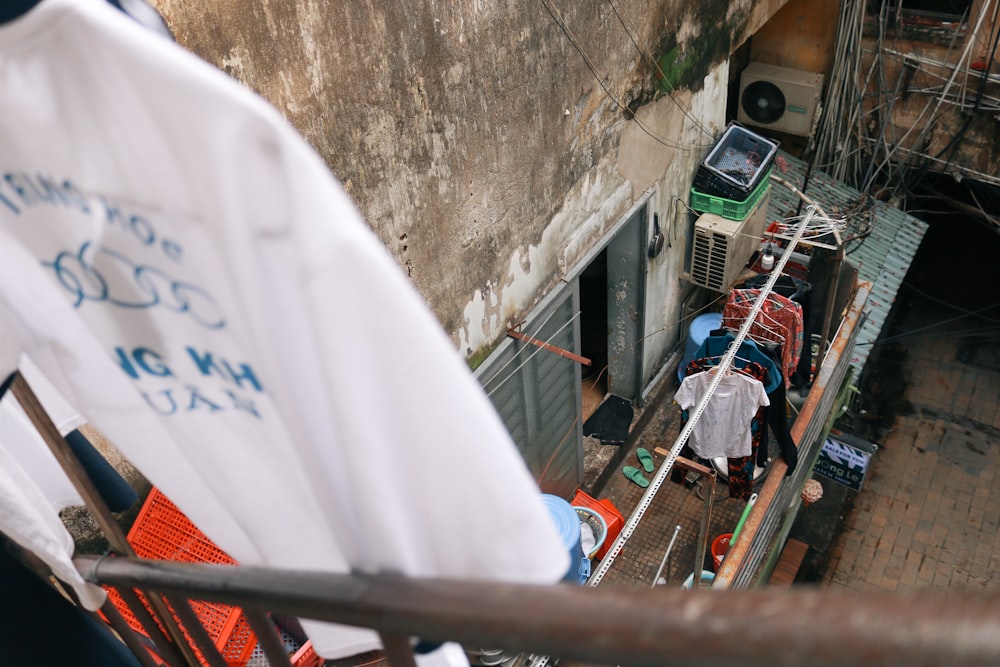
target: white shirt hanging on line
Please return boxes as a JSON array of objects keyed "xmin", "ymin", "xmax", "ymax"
[
  {"xmin": 0, "ymin": 437, "xmax": 108, "ymax": 611},
  {"xmin": 0, "ymin": 356, "xmax": 88, "ymax": 512},
  {"xmin": 0, "ymin": 355, "xmax": 101, "ymax": 608},
  {"xmin": 0, "ymin": 0, "xmax": 569, "ymax": 661},
  {"xmin": 674, "ymin": 370, "xmax": 769, "ymax": 459}
]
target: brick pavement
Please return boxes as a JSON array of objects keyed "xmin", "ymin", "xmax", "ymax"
[{"xmin": 822, "ymin": 311, "xmax": 1000, "ymax": 592}]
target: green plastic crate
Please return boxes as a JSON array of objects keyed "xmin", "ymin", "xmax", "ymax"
[{"xmin": 690, "ymin": 169, "xmax": 771, "ymax": 220}]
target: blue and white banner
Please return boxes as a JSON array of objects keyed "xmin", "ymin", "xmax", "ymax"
[{"xmin": 815, "ymin": 436, "xmax": 875, "ymax": 492}]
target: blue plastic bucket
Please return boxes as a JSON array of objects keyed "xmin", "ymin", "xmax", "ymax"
[
  {"xmin": 677, "ymin": 312, "xmax": 723, "ymax": 382},
  {"xmin": 682, "ymin": 569, "xmax": 716, "ymax": 590},
  {"xmin": 542, "ymin": 494, "xmax": 585, "ymax": 584},
  {"xmin": 573, "ymin": 506, "xmax": 607, "ymax": 560}
]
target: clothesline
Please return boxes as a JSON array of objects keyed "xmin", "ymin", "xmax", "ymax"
[{"xmin": 588, "ymin": 205, "xmax": 820, "ymax": 587}]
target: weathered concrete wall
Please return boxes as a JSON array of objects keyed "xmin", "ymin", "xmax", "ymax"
[
  {"xmin": 861, "ymin": 0, "xmax": 1000, "ymax": 185},
  {"xmin": 751, "ymin": 0, "xmax": 839, "ymax": 74},
  {"xmin": 154, "ymin": 0, "xmax": 791, "ymax": 364},
  {"xmin": 620, "ymin": 70, "xmax": 731, "ymax": 377},
  {"xmin": 810, "ymin": 0, "xmax": 999, "ymax": 188}
]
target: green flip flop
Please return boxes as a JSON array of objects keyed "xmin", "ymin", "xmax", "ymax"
[
  {"xmin": 622, "ymin": 465, "xmax": 649, "ymax": 488},
  {"xmin": 636, "ymin": 447, "xmax": 654, "ymax": 473}
]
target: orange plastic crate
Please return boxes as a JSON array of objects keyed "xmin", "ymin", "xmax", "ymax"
[
  {"xmin": 105, "ymin": 488, "xmax": 320, "ymax": 667},
  {"xmin": 288, "ymin": 642, "xmax": 324, "ymax": 667},
  {"xmin": 570, "ymin": 489, "xmax": 624, "ymax": 561}
]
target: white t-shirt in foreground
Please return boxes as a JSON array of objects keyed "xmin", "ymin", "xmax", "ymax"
[{"xmin": 0, "ymin": 0, "xmax": 569, "ymax": 660}]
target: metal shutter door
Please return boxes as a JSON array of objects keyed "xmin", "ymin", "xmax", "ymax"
[{"xmin": 478, "ymin": 288, "xmax": 582, "ymax": 497}]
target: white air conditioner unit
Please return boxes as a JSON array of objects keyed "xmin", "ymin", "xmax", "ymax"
[
  {"xmin": 689, "ymin": 191, "xmax": 769, "ymax": 293},
  {"xmin": 737, "ymin": 62, "xmax": 824, "ymax": 137}
]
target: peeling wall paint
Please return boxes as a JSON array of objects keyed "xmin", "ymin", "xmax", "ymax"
[
  {"xmin": 458, "ymin": 158, "xmax": 634, "ymax": 355},
  {"xmin": 154, "ymin": 0, "xmax": 788, "ymax": 370},
  {"xmin": 458, "ymin": 66, "xmax": 729, "ymax": 374},
  {"xmin": 620, "ymin": 69, "xmax": 730, "ymax": 378}
]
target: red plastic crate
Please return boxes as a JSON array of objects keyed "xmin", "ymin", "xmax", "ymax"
[
  {"xmin": 571, "ymin": 489, "xmax": 624, "ymax": 561},
  {"xmin": 288, "ymin": 642, "xmax": 324, "ymax": 667},
  {"xmin": 105, "ymin": 488, "xmax": 320, "ymax": 667}
]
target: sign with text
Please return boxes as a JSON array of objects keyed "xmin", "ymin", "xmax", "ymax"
[{"xmin": 814, "ymin": 435, "xmax": 876, "ymax": 492}]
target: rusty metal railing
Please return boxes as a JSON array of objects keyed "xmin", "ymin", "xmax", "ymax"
[{"xmin": 75, "ymin": 553, "xmax": 1000, "ymax": 667}]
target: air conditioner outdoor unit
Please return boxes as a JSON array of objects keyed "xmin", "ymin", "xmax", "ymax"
[
  {"xmin": 737, "ymin": 62, "xmax": 824, "ymax": 137},
  {"xmin": 689, "ymin": 191, "xmax": 769, "ymax": 293}
]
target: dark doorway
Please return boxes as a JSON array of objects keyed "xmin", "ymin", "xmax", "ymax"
[
  {"xmin": 577, "ymin": 202, "xmax": 649, "ymax": 420},
  {"xmin": 579, "ymin": 249, "xmax": 608, "ymax": 422}
]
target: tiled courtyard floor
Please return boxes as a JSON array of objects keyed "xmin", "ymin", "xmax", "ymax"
[{"xmin": 822, "ymin": 217, "xmax": 1000, "ymax": 593}]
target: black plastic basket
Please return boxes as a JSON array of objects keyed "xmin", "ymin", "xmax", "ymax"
[{"xmin": 694, "ymin": 125, "xmax": 778, "ymax": 201}]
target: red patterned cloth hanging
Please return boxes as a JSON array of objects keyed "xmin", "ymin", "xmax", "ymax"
[{"xmin": 722, "ymin": 288, "xmax": 804, "ymax": 387}]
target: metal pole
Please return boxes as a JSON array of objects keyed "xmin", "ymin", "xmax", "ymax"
[
  {"xmin": 244, "ymin": 609, "xmax": 295, "ymax": 667},
  {"xmin": 11, "ymin": 374, "xmax": 202, "ymax": 667},
  {"xmin": 97, "ymin": 599, "xmax": 164, "ymax": 667},
  {"xmin": 691, "ymin": 471, "xmax": 715, "ymax": 588},
  {"xmin": 814, "ymin": 242, "xmax": 845, "ymax": 376},
  {"xmin": 379, "ymin": 633, "xmax": 419, "ymax": 667},
  {"xmin": 651, "ymin": 525, "xmax": 682, "ymax": 588},
  {"xmin": 11, "ymin": 374, "xmax": 134, "ymax": 556},
  {"xmin": 161, "ymin": 594, "xmax": 231, "ymax": 667},
  {"xmin": 116, "ymin": 586, "xmax": 188, "ymax": 667},
  {"xmin": 77, "ymin": 555, "xmax": 1000, "ymax": 667}
]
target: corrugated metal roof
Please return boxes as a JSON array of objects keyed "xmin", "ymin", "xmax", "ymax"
[{"xmin": 765, "ymin": 151, "xmax": 928, "ymax": 374}]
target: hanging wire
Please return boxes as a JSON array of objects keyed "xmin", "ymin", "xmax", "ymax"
[
  {"xmin": 672, "ymin": 194, "xmax": 700, "ymax": 218},
  {"xmin": 855, "ymin": 324, "xmax": 1000, "ymax": 347},
  {"xmin": 481, "ymin": 260, "xmax": 726, "ymax": 402},
  {"xmin": 772, "ymin": 216, "xmax": 847, "ymax": 238},
  {"xmin": 812, "ymin": 0, "xmax": 998, "ymax": 233},
  {"xmin": 886, "ymin": 1, "xmax": 989, "ymax": 196},
  {"xmin": 603, "ymin": 0, "xmax": 715, "ymax": 139},
  {"xmin": 813, "ymin": 0, "xmax": 869, "ymax": 183},
  {"xmin": 897, "ymin": 0, "xmax": 1000, "ymax": 198},
  {"xmin": 855, "ymin": 301, "xmax": 1000, "ymax": 346},
  {"xmin": 535, "ymin": 413, "xmax": 581, "ymax": 485},
  {"xmin": 902, "ymin": 281, "xmax": 1000, "ymax": 324},
  {"xmin": 875, "ymin": 1, "xmax": 985, "ymax": 196},
  {"xmin": 540, "ymin": 0, "xmax": 711, "ymax": 151}
]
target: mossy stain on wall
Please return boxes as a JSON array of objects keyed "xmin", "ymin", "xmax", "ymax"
[{"xmin": 653, "ymin": 0, "xmax": 748, "ymax": 94}]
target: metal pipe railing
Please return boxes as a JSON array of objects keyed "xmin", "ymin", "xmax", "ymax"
[
  {"xmin": 78, "ymin": 554, "xmax": 1000, "ymax": 667},
  {"xmin": 12, "ymin": 373, "xmax": 202, "ymax": 667}
]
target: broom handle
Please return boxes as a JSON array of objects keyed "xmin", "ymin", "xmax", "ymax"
[
  {"xmin": 651, "ymin": 525, "xmax": 683, "ymax": 588},
  {"xmin": 730, "ymin": 493, "xmax": 758, "ymax": 546}
]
